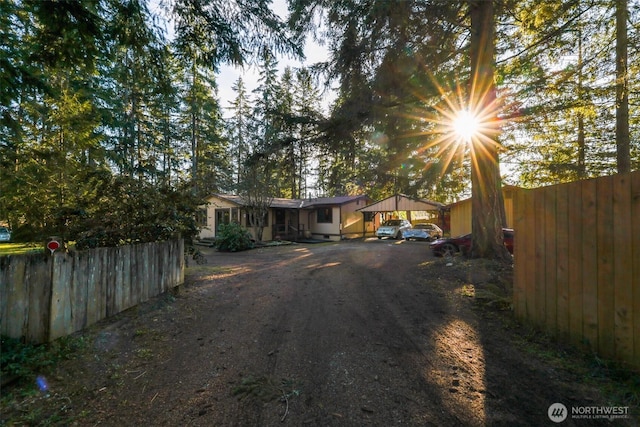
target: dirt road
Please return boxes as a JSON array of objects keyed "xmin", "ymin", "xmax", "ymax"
[{"xmin": 4, "ymin": 239, "xmax": 634, "ymax": 426}]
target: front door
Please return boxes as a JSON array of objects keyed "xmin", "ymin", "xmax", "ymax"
[
  {"xmin": 274, "ymin": 209, "xmax": 286, "ymax": 238},
  {"xmin": 215, "ymin": 209, "xmax": 230, "ymax": 234}
]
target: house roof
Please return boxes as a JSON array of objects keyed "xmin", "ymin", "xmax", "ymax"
[
  {"xmin": 211, "ymin": 194, "xmax": 304, "ymax": 209},
  {"xmin": 209, "ymin": 194, "xmax": 368, "ymax": 209},
  {"xmin": 301, "ymin": 195, "xmax": 369, "ymax": 208},
  {"xmin": 357, "ymin": 193, "xmax": 443, "ymax": 212}
]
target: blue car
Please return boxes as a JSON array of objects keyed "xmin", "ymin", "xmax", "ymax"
[{"xmin": 402, "ymin": 223, "xmax": 443, "ymax": 242}]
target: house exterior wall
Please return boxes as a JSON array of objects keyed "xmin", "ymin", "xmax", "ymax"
[
  {"xmin": 199, "ymin": 195, "xmax": 373, "ymax": 242},
  {"xmin": 200, "ymin": 195, "xmax": 275, "ymax": 241},
  {"xmin": 449, "ymin": 188, "xmax": 516, "ymax": 237},
  {"xmin": 199, "ymin": 196, "xmax": 237, "ymax": 239},
  {"xmin": 308, "ymin": 206, "xmax": 341, "ymax": 240},
  {"xmin": 341, "ymin": 199, "xmax": 373, "ymax": 238},
  {"xmin": 306, "ymin": 199, "xmax": 374, "ymax": 241},
  {"xmin": 449, "ymin": 199, "xmax": 472, "ymax": 236}
]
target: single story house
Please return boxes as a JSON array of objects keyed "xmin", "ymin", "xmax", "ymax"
[{"xmin": 198, "ymin": 194, "xmax": 377, "ymax": 242}]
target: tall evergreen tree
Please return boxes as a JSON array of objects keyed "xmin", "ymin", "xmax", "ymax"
[
  {"xmin": 468, "ymin": 0, "xmax": 510, "ymax": 260},
  {"xmin": 292, "ymin": 68, "xmax": 325, "ymax": 198},
  {"xmin": 616, "ymin": 0, "xmax": 630, "ymax": 173},
  {"xmin": 227, "ymin": 77, "xmax": 253, "ymax": 186}
]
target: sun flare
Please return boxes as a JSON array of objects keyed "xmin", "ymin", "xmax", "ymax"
[{"xmin": 452, "ymin": 109, "xmax": 480, "ymax": 143}]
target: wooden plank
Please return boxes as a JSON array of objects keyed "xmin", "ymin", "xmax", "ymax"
[
  {"xmin": 113, "ymin": 246, "xmax": 123, "ymax": 314},
  {"xmin": 138, "ymin": 244, "xmax": 148, "ymax": 303},
  {"xmin": 596, "ymin": 175, "xmax": 615, "ymax": 359},
  {"xmin": 631, "ymin": 171, "xmax": 640, "ymax": 370},
  {"xmin": 147, "ymin": 243, "xmax": 154, "ymax": 298},
  {"xmin": 533, "ymin": 188, "xmax": 547, "ymax": 328},
  {"xmin": 613, "ymin": 173, "xmax": 633, "ymax": 365},
  {"xmin": 512, "ymin": 189, "xmax": 527, "ymax": 319},
  {"xmin": 106, "ymin": 247, "xmax": 117, "ymax": 317},
  {"xmin": 159, "ymin": 241, "xmax": 168, "ymax": 292},
  {"xmin": 0, "ymin": 256, "xmax": 27, "ymax": 339},
  {"xmin": 71, "ymin": 251, "xmax": 89, "ymax": 333},
  {"xmin": 151, "ymin": 242, "xmax": 159, "ymax": 295},
  {"xmin": 177, "ymin": 239, "xmax": 185, "ymax": 286},
  {"xmin": 514, "ymin": 188, "xmax": 535, "ymax": 320},
  {"xmin": 0, "ymin": 257, "xmax": 12, "ymax": 336},
  {"xmin": 544, "ymin": 185, "xmax": 557, "ymax": 335},
  {"xmin": 129, "ymin": 244, "xmax": 139, "ymax": 305},
  {"xmin": 142, "ymin": 243, "xmax": 151, "ymax": 300},
  {"xmin": 522, "ymin": 191, "xmax": 536, "ymax": 321},
  {"xmin": 27, "ymin": 255, "xmax": 52, "ymax": 343},
  {"xmin": 49, "ymin": 253, "xmax": 74, "ymax": 341},
  {"xmin": 86, "ymin": 248, "xmax": 100, "ymax": 326},
  {"xmin": 555, "ymin": 183, "xmax": 570, "ymax": 341},
  {"xmin": 567, "ymin": 180, "xmax": 584, "ymax": 347},
  {"xmin": 581, "ymin": 178, "xmax": 599, "ymax": 352}
]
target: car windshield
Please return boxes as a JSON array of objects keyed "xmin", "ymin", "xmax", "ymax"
[
  {"xmin": 0, "ymin": 227, "xmax": 8, "ymax": 233},
  {"xmin": 382, "ymin": 220, "xmax": 402, "ymax": 226}
]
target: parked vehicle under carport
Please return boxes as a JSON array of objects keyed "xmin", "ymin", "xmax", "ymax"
[
  {"xmin": 402, "ymin": 223, "xmax": 442, "ymax": 241},
  {"xmin": 376, "ymin": 219, "xmax": 412, "ymax": 239}
]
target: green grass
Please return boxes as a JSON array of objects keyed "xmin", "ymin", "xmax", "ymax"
[
  {"xmin": 0, "ymin": 242, "xmax": 77, "ymax": 256},
  {"xmin": 0, "ymin": 243, "xmax": 43, "ymax": 255}
]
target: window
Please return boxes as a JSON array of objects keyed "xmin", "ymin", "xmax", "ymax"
[
  {"xmin": 363, "ymin": 212, "xmax": 375, "ymax": 222},
  {"xmin": 196, "ymin": 209, "xmax": 208, "ymax": 227},
  {"xmin": 317, "ymin": 207, "xmax": 333, "ymax": 223}
]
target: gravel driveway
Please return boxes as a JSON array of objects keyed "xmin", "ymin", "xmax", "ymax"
[{"xmin": 3, "ymin": 239, "xmax": 634, "ymax": 426}]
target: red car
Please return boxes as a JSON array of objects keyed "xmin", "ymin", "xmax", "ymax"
[{"xmin": 430, "ymin": 228, "xmax": 514, "ymax": 257}]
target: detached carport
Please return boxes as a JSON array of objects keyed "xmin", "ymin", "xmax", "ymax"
[{"xmin": 356, "ymin": 194, "xmax": 444, "ymax": 236}]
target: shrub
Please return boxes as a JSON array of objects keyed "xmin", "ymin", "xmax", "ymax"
[
  {"xmin": 214, "ymin": 222, "xmax": 254, "ymax": 252},
  {"xmin": 1, "ymin": 335, "xmax": 86, "ymax": 383}
]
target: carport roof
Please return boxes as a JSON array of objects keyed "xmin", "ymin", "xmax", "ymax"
[{"xmin": 357, "ymin": 194, "xmax": 443, "ymax": 212}]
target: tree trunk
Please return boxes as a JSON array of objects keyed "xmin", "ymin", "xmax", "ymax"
[
  {"xmin": 469, "ymin": 0, "xmax": 510, "ymax": 260},
  {"xmin": 616, "ymin": 0, "xmax": 630, "ymax": 174},
  {"xmin": 577, "ymin": 25, "xmax": 586, "ymax": 179},
  {"xmin": 191, "ymin": 61, "xmax": 199, "ymax": 192}
]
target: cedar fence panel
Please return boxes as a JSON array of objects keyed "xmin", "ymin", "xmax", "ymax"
[
  {"xmin": 514, "ymin": 171, "xmax": 640, "ymax": 371},
  {"xmin": 0, "ymin": 239, "xmax": 184, "ymax": 343}
]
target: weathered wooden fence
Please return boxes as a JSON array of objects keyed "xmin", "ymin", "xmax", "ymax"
[
  {"xmin": 513, "ymin": 171, "xmax": 640, "ymax": 371},
  {"xmin": 0, "ymin": 239, "xmax": 184, "ymax": 343}
]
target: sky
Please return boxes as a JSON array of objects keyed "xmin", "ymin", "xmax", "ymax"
[
  {"xmin": 151, "ymin": 0, "xmax": 332, "ymax": 117},
  {"xmin": 216, "ymin": 0, "xmax": 332, "ymax": 116}
]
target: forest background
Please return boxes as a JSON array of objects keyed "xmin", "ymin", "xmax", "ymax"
[{"xmin": 1, "ymin": 0, "xmax": 638, "ymax": 248}]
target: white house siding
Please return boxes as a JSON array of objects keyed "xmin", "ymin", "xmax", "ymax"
[{"xmin": 309, "ymin": 206, "xmax": 341, "ymax": 240}]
